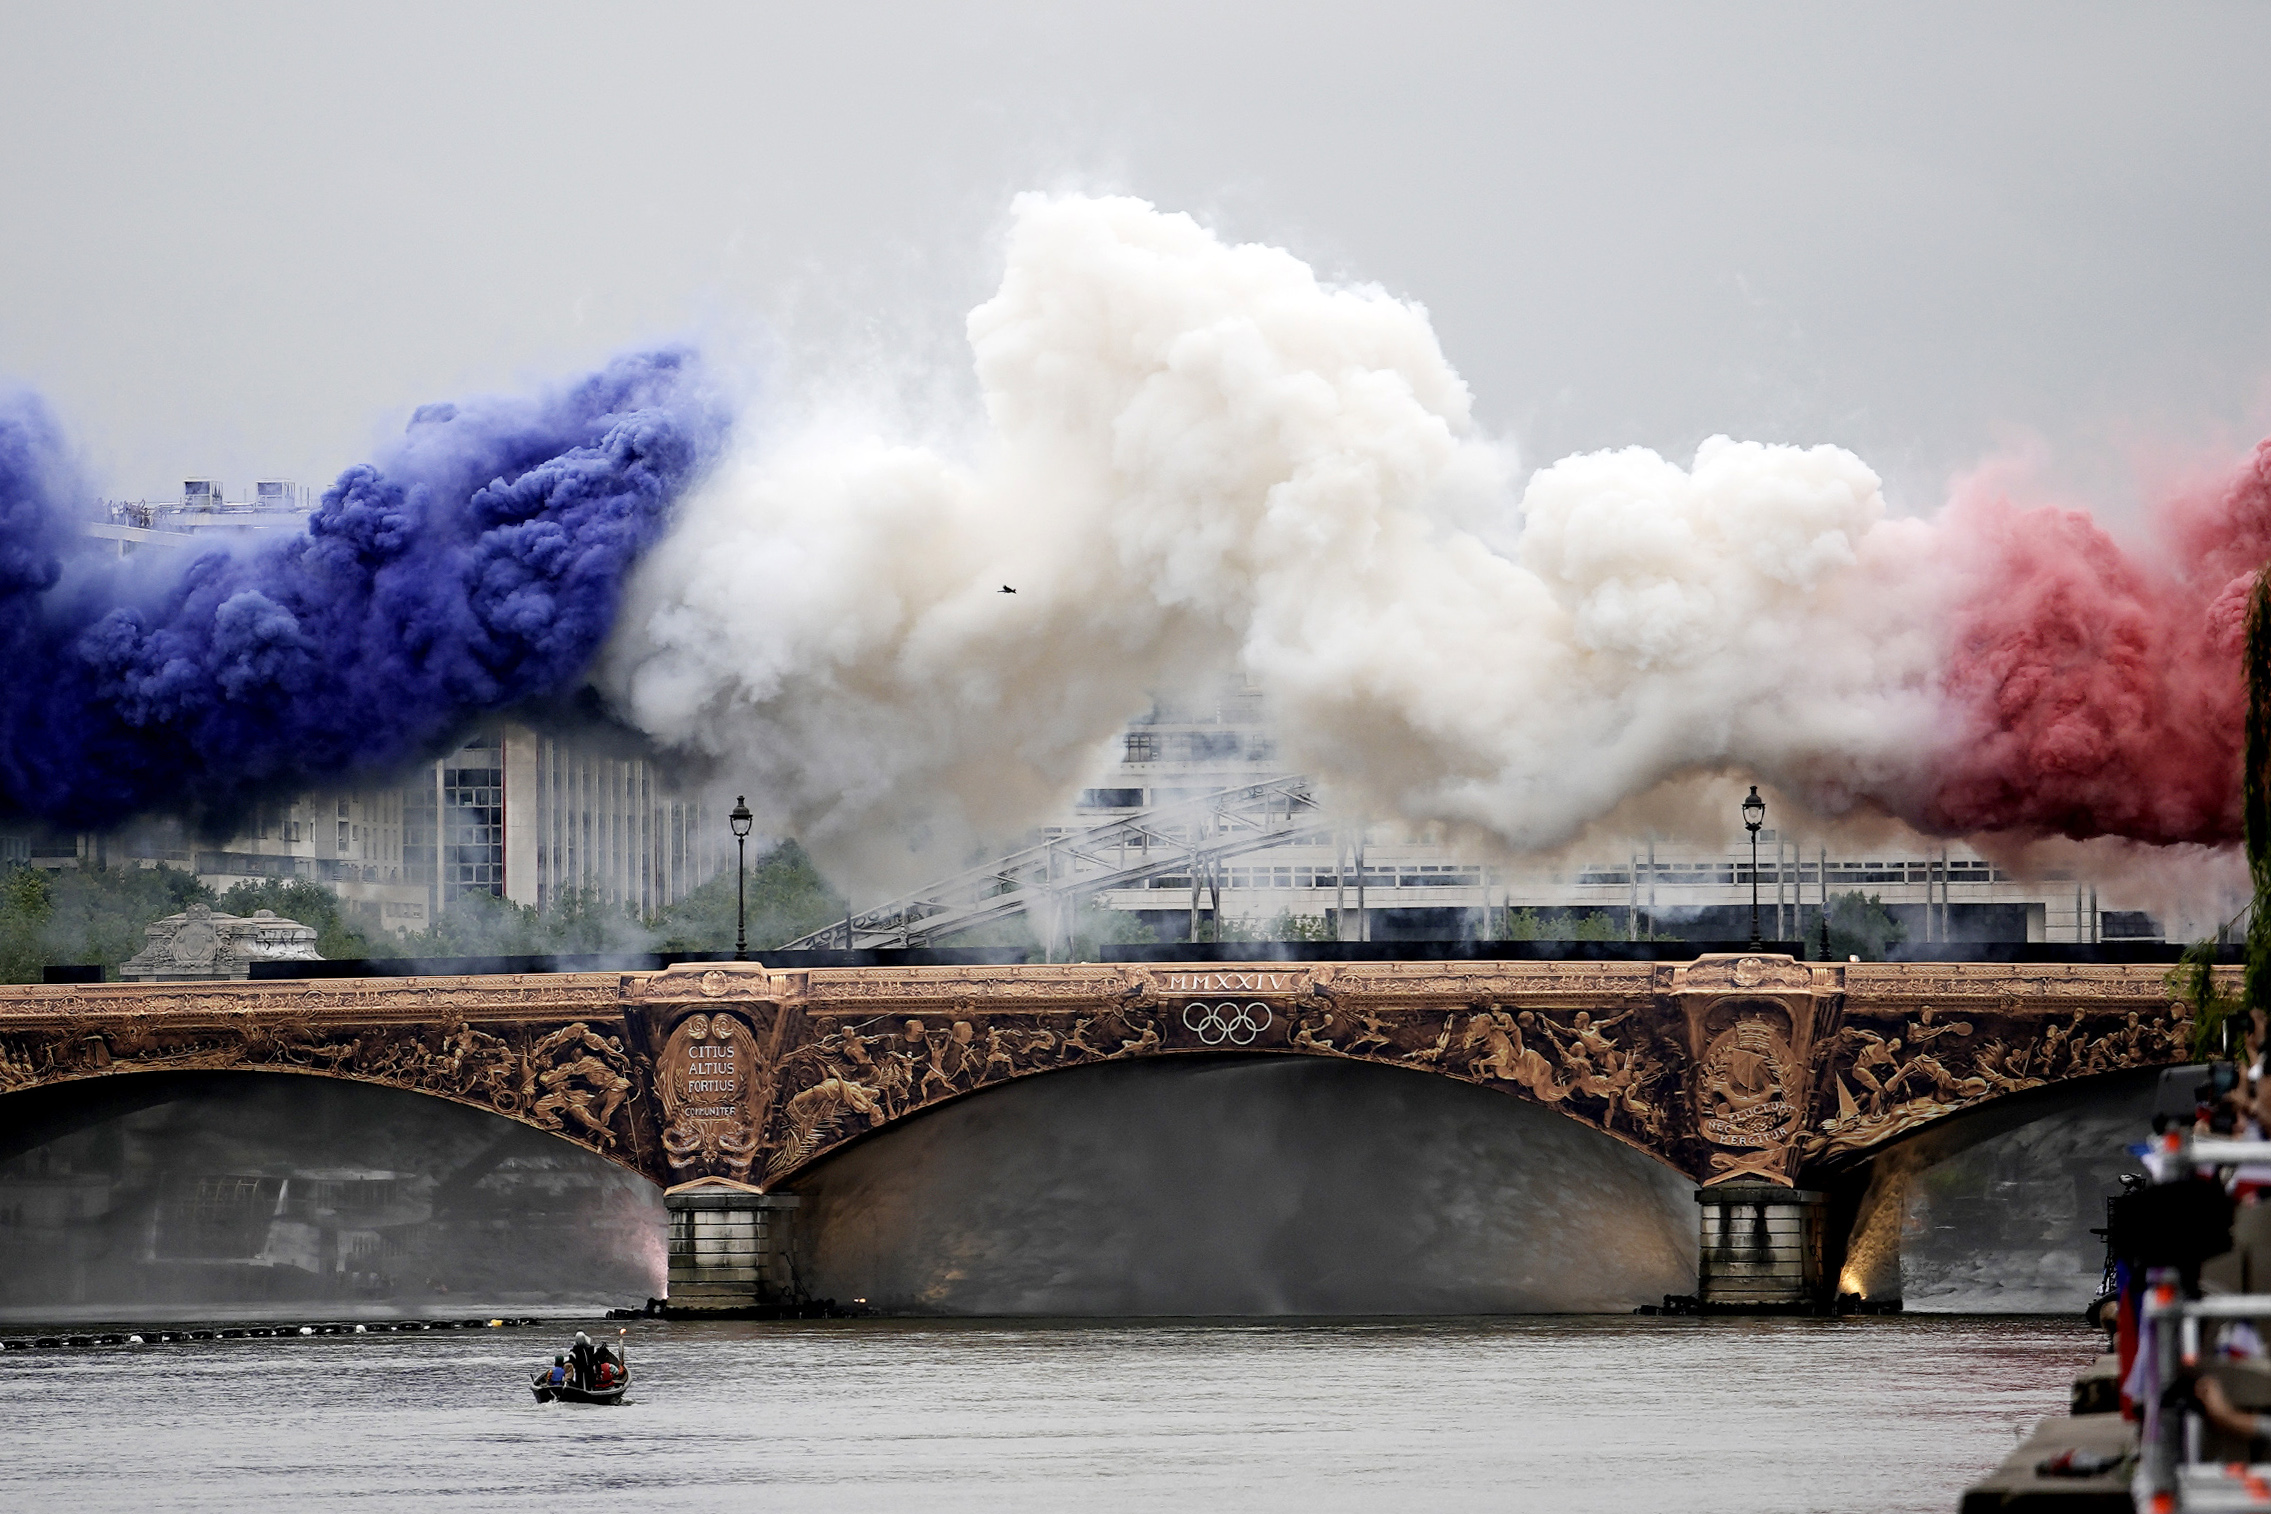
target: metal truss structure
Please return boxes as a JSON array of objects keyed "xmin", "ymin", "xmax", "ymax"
[{"xmin": 778, "ymin": 775, "xmax": 1332, "ymax": 951}]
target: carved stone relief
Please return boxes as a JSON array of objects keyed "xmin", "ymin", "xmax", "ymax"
[
  {"xmin": 656, "ymin": 1010, "xmax": 762, "ymax": 1180},
  {"xmin": 0, "ymin": 957, "xmax": 2212, "ymax": 1189},
  {"xmin": 1803, "ymin": 997, "xmax": 2192, "ymax": 1161}
]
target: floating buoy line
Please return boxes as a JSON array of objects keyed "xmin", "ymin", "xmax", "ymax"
[{"xmin": 0, "ymin": 1317, "xmax": 550, "ymax": 1352}]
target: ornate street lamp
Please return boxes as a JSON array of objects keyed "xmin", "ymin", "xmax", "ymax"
[
  {"xmin": 729, "ymin": 796, "xmax": 754, "ymax": 961},
  {"xmin": 1742, "ymin": 786, "xmax": 1766, "ymax": 949}
]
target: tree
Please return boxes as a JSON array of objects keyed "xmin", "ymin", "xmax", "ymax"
[
  {"xmin": 653, "ymin": 840, "xmax": 844, "ymax": 953},
  {"xmin": 2173, "ymin": 936, "xmax": 2244, "ymax": 1060},
  {"xmin": 1254, "ymin": 909, "xmax": 1337, "ymax": 942},
  {"xmin": 389, "ymin": 886, "xmax": 656, "ymax": 959},
  {"xmin": 2175, "ymin": 564, "xmax": 2271, "ymax": 1051},
  {"xmin": 1499, "ymin": 907, "xmax": 1630, "ymax": 942},
  {"xmin": 2248, "ymin": 567, "xmax": 2271, "ymax": 1031},
  {"xmin": 1188, "ymin": 909, "xmax": 1328, "ymax": 944},
  {"xmin": 0, "ymin": 861, "xmax": 216, "ymax": 982},
  {"xmin": 0, "ymin": 866, "xmax": 53, "ymax": 984},
  {"xmin": 1823, "ymin": 890, "xmax": 1906, "ymax": 962}
]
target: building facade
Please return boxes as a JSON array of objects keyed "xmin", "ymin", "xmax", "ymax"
[
  {"xmin": 14, "ymin": 728, "xmax": 723, "ymax": 939},
  {"xmin": 1058, "ymin": 683, "xmax": 2151, "ymax": 946},
  {"xmin": 0, "ymin": 492, "xmax": 729, "ymax": 937}
]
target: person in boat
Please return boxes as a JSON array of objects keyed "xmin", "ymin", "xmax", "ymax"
[
  {"xmin": 591, "ymin": 1345, "xmax": 623, "ymax": 1389},
  {"xmin": 545, "ymin": 1355, "xmax": 570, "ymax": 1390},
  {"xmin": 569, "ymin": 1331, "xmax": 598, "ymax": 1389}
]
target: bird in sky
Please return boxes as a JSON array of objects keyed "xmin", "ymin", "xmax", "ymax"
[{"xmin": 999, "ymin": 585, "xmax": 1016, "ymax": 594}]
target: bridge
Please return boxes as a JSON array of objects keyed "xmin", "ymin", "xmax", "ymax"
[{"xmin": 0, "ymin": 953, "xmax": 2203, "ymax": 1312}]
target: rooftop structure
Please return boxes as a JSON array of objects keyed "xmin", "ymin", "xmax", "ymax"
[{"xmin": 86, "ymin": 479, "xmax": 316, "ymax": 557}]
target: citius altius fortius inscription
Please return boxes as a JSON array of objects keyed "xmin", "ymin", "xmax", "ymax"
[{"xmin": 658, "ymin": 1009, "xmax": 762, "ymax": 1181}]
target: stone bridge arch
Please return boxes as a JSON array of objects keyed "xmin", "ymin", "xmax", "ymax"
[
  {"xmin": 728, "ymin": 955, "xmax": 2199, "ymax": 1194},
  {"xmin": 0, "ymin": 1060, "xmax": 659, "ymax": 1182},
  {"xmin": 1799, "ymin": 1063, "xmax": 2175, "ymax": 1303},
  {"xmin": 0, "ymin": 975, "xmax": 665, "ymax": 1183},
  {"xmin": 734, "ymin": 958, "xmax": 1695, "ymax": 1189},
  {"xmin": 0, "ymin": 953, "xmax": 2209, "ymax": 1311}
]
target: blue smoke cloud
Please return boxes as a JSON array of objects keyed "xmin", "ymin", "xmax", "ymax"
[{"xmin": 0, "ymin": 350, "xmax": 725, "ymax": 828}]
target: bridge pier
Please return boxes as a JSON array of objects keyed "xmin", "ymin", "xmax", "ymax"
[
  {"xmin": 1695, "ymin": 1182, "xmax": 1826, "ymax": 1311},
  {"xmin": 663, "ymin": 1180, "xmax": 801, "ymax": 1314}
]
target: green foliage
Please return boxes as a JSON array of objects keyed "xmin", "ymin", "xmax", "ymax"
[
  {"xmin": 2172, "ymin": 937, "xmax": 2244, "ymax": 1060},
  {"xmin": 0, "ymin": 860, "xmax": 216, "ymax": 982},
  {"xmin": 1822, "ymin": 890, "xmax": 1906, "ymax": 962},
  {"xmin": 0, "ymin": 836, "xmax": 858, "ymax": 980},
  {"xmin": 218, "ymin": 877, "xmax": 379, "ymax": 961},
  {"xmin": 383, "ymin": 886, "xmax": 651, "ymax": 958},
  {"xmin": 1498, "ymin": 907, "xmax": 1631, "ymax": 941},
  {"xmin": 653, "ymin": 840, "xmax": 845, "ymax": 954},
  {"xmin": 1191, "ymin": 909, "xmax": 1336, "ymax": 943},
  {"xmin": 1074, "ymin": 902, "xmax": 1158, "ymax": 954},
  {"xmin": 0, "ymin": 866, "xmax": 53, "ymax": 983},
  {"xmin": 1255, "ymin": 909, "xmax": 1339, "ymax": 942}
]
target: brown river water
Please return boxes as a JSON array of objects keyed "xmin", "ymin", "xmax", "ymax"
[{"xmin": 2, "ymin": 1313, "xmax": 2099, "ymax": 1513}]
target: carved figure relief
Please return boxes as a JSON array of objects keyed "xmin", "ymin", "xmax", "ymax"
[
  {"xmin": 1805, "ymin": 1000, "xmax": 2192, "ymax": 1161},
  {"xmin": 1532, "ymin": 1009, "xmax": 1665, "ymax": 1137},
  {"xmin": 1464, "ymin": 1008, "xmax": 1570, "ymax": 1102},
  {"xmin": 524, "ymin": 1022, "xmax": 636, "ymax": 1149},
  {"xmin": 0, "ymin": 957, "xmax": 2211, "ymax": 1190},
  {"xmin": 0, "ymin": 1037, "xmax": 34, "ymax": 1091}
]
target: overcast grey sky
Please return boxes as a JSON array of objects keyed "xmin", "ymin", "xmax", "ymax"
[{"xmin": 4, "ymin": 1, "xmax": 2267, "ymax": 514}]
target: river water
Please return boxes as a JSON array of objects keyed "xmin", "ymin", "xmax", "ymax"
[{"xmin": 4, "ymin": 1314, "xmax": 2099, "ymax": 1513}]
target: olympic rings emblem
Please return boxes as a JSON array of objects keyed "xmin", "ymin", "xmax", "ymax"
[{"xmin": 1183, "ymin": 1000, "xmax": 1273, "ymax": 1046}]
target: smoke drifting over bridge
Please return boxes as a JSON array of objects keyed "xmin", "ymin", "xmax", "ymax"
[
  {"xmin": 604, "ymin": 194, "xmax": 2269, "ymax": 885},
  {"xmin": 0, "ymin": 194, "xmax": 2263, "ymax": 885}
]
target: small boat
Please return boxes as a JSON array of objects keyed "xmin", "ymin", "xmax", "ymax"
[
  {"xmin": 530, "ymin": 1329, "xmax": 632, "ymax": 1404},
  {"xmin": 530, "ymin": 1368, "xmax": 629, "ymax": 1405}
]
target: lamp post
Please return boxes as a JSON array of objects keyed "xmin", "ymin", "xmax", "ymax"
[
  {"xmin": 1742, "ymin": 786, "xmax": 1766, "ymax": 949},
  {"xmin": 729, "ymin": 796, "xmax": 753, "ymax": 961}
]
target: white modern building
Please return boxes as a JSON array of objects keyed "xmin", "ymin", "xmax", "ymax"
[
  {"xmin": 4, "ymin": 490, "xmax": 731, "ymax": 937},
  {"xmin": 54, "ymin": 728, "xmax": 727, "ymax": 936}
]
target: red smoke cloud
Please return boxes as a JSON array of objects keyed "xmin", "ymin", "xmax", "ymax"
[{"xmin": 1922, "ymin": 440, "xmax": 2271, "ymax": 844}]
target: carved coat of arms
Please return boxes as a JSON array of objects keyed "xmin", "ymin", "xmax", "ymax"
[{"xmin": 1695, "ymin": 1018, "xmax": 1801, "ymax": 1153}]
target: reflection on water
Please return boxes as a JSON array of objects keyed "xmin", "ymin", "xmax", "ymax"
[{"xmin": 0, "ymin": 1315, "xmax": 2099, "ymax": 1513}]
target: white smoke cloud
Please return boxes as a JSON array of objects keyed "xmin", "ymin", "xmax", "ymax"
[{"xmin": 599, "ymin": 193, "xmax": 1962, "ymax": 888}]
